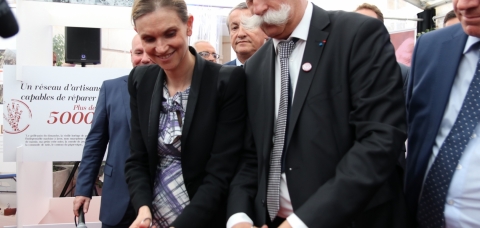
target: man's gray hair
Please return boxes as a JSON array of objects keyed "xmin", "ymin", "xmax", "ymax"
[{"xmin": 226, "ymin": 2, "xmax": 248, "ymax": 30}]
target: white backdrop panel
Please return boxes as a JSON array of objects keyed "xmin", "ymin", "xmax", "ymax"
[{"xmin": 3, "ymin": 66, "xmax": 131, "ymax": 162}]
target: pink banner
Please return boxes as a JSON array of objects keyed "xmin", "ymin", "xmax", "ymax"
[{"xmin": 390, "ymin": 29, "xmax": 416, "ymax": 67}]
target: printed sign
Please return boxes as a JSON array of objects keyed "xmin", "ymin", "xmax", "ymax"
[{"xmin": 3, "ymin": 66, "xmax": 131, "ymax": 161}]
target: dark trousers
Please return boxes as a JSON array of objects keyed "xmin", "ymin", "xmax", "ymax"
[
  {"xmin": 264, "ymin": 211, "xmax": 286, "ymax": 228},
  {"xmin": 270, "ymin": 216, "xmax": 286, "ymax": 227}
]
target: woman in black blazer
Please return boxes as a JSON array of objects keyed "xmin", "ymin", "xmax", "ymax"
[{"xmin": 125, "ymin": 0, "xmax": 246, "ymax": 227}]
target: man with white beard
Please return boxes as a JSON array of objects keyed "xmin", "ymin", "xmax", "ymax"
[{"xmin": 227, "ymin": 0, "xmax": 409, "ymax": 228}]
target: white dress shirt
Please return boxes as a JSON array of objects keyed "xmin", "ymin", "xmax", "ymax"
[
  {"xmin": 227, "ymin": 2, "xmax": 313, "ymax": 228},
  {"xmin": 235, "ymin": 58, "xmax": 243, "ymax": 66},
  {"xmin": 422, "ymin": 36, "xmax": 480, "ymax": 228}
]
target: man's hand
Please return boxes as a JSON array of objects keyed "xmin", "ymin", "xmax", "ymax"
[
  {"xmin": 232, "ymin": 223, "xmax": 268, "ymax": 228},
  {"xmin": 232, "ymin": 222, "xmax": 253, "ymax": 228},
  {"xmin": 129, "ymin": 206, "xmax": 156, "ymax": 228},
  {"xmin": 278, "ymin": 221, "xmax": 292, "ymax": 228},
  {"xmin": 73, "ymin": 196, "xmax": 90, "ymax": 217}
]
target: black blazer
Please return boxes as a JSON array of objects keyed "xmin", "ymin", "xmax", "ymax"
[
  {"xmin": 228, "ymin": 5, "xmax": 409, "ymax": 228},
  {"xmin": 125, "ymin": 47, "xmax": 246, "ymax": 228}
]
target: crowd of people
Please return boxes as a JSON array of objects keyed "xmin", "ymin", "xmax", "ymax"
[{"xmin": 72, "ymin": 0, "xmax": 476, "ymax": 228}]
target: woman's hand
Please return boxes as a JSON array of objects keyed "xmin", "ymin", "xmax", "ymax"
[{"xmin": 130, "ymin": 206, "xmax": 156, "ymax": 228}]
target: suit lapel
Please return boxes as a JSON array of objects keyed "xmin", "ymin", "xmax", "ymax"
[
  {"xmin": 420, "ymin": 27, "xmax": 468, "ymax": 167},
  {"xmin": 286, "ymin": 5, "xmax": 330, "ymax": 148},
  {"xmin": 181, "ymin": 49, "xmax": 206, "ymax": 151},
  {"xmin": 121, "ymin": 77, "xmax": 131, "ymax": 131},
  {"xmin": 430, "ymin": 29, "xmax": 467, "ymax": 129},
  {"xmin": 260, "ymin": 41, "xmax": 277, "ymax": 162},
  {"xmin": 148, "ymin": 68, "xmax": 165, "ymax": 154}
]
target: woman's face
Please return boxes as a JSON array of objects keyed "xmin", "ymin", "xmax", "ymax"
[{"xmin": 135, "ymin": 8, "xmax": 193, "ymax": 71}]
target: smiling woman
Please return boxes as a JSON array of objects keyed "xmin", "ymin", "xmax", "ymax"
[
  {"xmin": 133, "ymin": 1, "xmax": 194, "ymax": 79},
  {"xmin": 125, "ymin": 0, "xmax": 246, "ymax": 228}
]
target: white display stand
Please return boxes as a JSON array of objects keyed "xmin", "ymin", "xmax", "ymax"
[
  {"xmin": 7, "ymin": 0, "xmax": 132, "ymax": 218},
  {"xmin": 15, "ymin": 140, "xmax": 102, "ymax": 227}
]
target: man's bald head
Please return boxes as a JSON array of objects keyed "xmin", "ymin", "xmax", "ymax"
[{"xmin": 131, "ymin": 34, "xmax": 152, "ymax": 67}]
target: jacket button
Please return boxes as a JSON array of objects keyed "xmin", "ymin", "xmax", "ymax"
[{"xmin": 262, "ymin": 199, "xmax": 265, "ymax": 206}]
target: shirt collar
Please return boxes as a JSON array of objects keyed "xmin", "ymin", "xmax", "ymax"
[
  {"xmin": 235, "ymin": 58, "xmax": 243, "ymax": 66},
  {"xmin": 273, "ymin": 1, "xmax": 313, "ymax": 54},
  {"xmin": 464, "ymin": 36, "xmax": 480, "ymax": 54}
]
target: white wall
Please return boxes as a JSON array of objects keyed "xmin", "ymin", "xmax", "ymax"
[{"xmin": 15, "ymin": 1, "xmax": 133, "ymax": 76}]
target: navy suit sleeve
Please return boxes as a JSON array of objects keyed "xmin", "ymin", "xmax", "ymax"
[
  {"xmin": 75, "ymin": 81, "xmax": 110, "ymax": 197},
  {"xmin": 224, "ymin": 60, "xmax": 237, "ymax": 66}
]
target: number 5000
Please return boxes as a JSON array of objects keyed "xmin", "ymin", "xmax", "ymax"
[{"xmin": 47, "ymin": 111, "xmax": 94, "ymax": 124}]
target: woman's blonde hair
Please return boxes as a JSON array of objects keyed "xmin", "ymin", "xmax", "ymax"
[{"xmin": 132, "ymin": 0, "xmax": 188, "ymax": 25}]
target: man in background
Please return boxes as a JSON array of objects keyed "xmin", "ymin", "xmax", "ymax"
[
  {"xmin": 73, "ymin": 34, "xmax": 152, "ymax": 228},
  {"xmin": 355, "ymin": 2, "xmax": 384, "ymax": 21},
  {"xmin": 444, "ymin": 10, "xmax": 460, "ymax": 27},
  {"xmin": 193, "ymin": 40, "xmax": 220, "ymax": 63},
  {"xmin": 225, "ymin": 2, "xmax": 268, "ymax": 66},
  {"xmin": 405, "ymin": 0, "xmax": 480, "ymax": 227},
  {"xmin": 355, "ymin": 3, "xmax": 410, "ymax": 84},
  {"xmin": 130, "ymin": 34, "xmax": 154, "ymax": 66}
]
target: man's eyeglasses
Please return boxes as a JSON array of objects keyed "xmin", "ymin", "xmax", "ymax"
[{"xmin": 198, "ymin": 51, "xmax": 221, "ymax": 59}]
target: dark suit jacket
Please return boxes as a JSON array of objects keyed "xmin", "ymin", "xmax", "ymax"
[
  {"xmin": 228, "ymin": 5, "xmax": 408, "ymax": 228},
  {"xmin": 399, "ymin": 62, "xmax": 409, "ymax": 83},
  {"xmin": 405, "ymin": 24, "xmax": 467, "ymax": 218},
  {"xmin": 125, "ymin": 47, "xmax": 246, "ymax": 228},
  {"xmin": 399, "ymin": 62, "xmax": 410, "ymax": 96},
  {"xmin": 224, "ymin": 59, "xmax": 237, "ymax": 66},
  {"xmin": 76, "ymin": 76, "xmax": 133, "ymax": 226}
]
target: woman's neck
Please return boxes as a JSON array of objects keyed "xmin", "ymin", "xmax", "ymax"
[{"xmin": 164, "ymin": 51, "xmax": 195, "ymax": 97}]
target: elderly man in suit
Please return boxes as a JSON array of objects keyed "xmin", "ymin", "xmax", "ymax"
[
  {"xmin": 73, "ymin": 34, "xmax": 152, "ymax": 228},
  {"xmin": 405, "ymin": 0, "xmax": 480, "ymax": 227},
  {"xmin": 227, "ymin": 0, "xmax": 408, "ymax": 228},
  {"xmin": 225, "ymin": 2, "xmax": 268, "ymax": 66}
]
